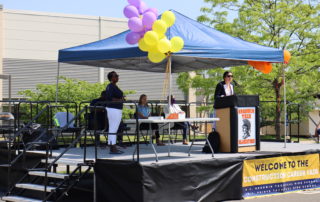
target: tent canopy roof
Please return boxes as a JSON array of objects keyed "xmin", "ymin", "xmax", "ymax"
[{"xmin": 58, "ymin": 10, "xmax": 283, "ymax": 73}]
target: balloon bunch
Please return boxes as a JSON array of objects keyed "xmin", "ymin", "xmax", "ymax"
[
  {"xmin": 248, "ymin": 61, "xmax": 272, "ymax": 74},
  {"xmin": 248, "ymin": 50, "xmax": 291, "ymax": 74},
  {"xmin": 123, "ymin": 0, "xmax": 184, "ymax": 63},
  {"xmin": 123, "ymin": 0, "xmax": 158, "ymax": 45},
  {"xmin": 139, "ymin": 11, "xmax": 184, "ymax": 63}
]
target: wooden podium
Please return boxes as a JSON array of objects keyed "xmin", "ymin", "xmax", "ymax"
[{"xmin": 214, "ymin": 95, "xmax": 260, "ymax": 153}]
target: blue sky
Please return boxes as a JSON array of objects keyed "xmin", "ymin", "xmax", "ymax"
[{"xmin": 0, "ymin": 0, "xmax": 209, "ymax": 20}]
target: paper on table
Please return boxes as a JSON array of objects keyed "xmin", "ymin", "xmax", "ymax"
[{"xmin": 148, "ymin": 116, "xmax": 164, "ymax": 120}]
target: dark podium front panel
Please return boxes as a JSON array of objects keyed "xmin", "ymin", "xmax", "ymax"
[{"xmin": 215, "ymin": 95, "xmax": 260, "ymax": 153}]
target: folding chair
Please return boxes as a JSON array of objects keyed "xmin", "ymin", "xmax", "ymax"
[
  {"xmin": 133, "ymin": 113, "xmax": 149, "ymax": 144},
  {"xmin": 172, "ymin": 122, "xmax": 186, "ymax": 143},
  {"xmin": 122, "ymin": 123, "xmax": 132, "ymax": 144},
  {"xmin": 84, "ymin": 112, "xmax": 106, "ymax": 146},
  {"xmin": 53, "ymin": 112, "xmax": 81, "ymax": 145},
  {"xmin": 85, "ymin": 108, "xmax": 131, "ymax": 147},
  {"xmin": 162, "ymin": 122, "xmax": 186, "ymax": 143}
]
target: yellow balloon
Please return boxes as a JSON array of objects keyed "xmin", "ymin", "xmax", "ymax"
[
  {"xmin": 158, "ymin": 32, "xmax": 165, "ymax": 40},
  {"xmin": 149, "ymin": 45, "xmax": 160, "ymax": 53},
  {"xmin": 138, "ymin": 38, "xmax": 149, "ymax": 52},
  {"xmin": 148, "ymin": 52, "xmax": 166, "ymax": 63},
  {"xmin": 157, "ymin": 38, "xmax": 171, "ymax": 53},
  {"xmin": 152, "ymin": 20, "xmax": 167, "ymax": 35},
  {"xmin": 170, "ymin": 36, "xmax": 184, "ymax": 52},
  {"xmin": 161, "ymin": 11, "xmax": 176, "ymax": 27},
  {"xmin": 144, "ymin": 31, "xmax": 159, "ymax": 46}
]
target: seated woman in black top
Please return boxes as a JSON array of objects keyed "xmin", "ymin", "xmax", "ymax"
[
  {"xmin": 89, "ymin": 91, "xmax": 107, "ymax": 146},
  {"xmin": 89, "ymin": 90, "xmax": 107, "ymax": 130},
  {"xmin": 214, "ymin": 71, "xmax": 235, "ymax": 100},
  {"xmin": 105, "ymin": 71, "xmax": 125, "ymax": 154}
]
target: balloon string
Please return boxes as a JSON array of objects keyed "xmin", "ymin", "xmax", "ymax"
[
  {"xmin": 159, "ymin": 58, "xmax": 170, "ymax": 115},
  {"xmin": 162, "ymin": 57, "xmax": 170, "ymax": 101}
]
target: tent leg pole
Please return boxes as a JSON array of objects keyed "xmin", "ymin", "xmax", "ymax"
[
  {"xmin": 55, "ymin": 62, "xmax": 60, "ymax": 103},
  {"xmin": 283, "ymin": 66, "xmax": 287, "ymax": 148},
  {"xmin": 8, "ymin": 75, "xmax": 11, "ymax": 112},
  {"xmin": 168, "ymin": 56, "xmax": 172, "ymax": 156},
  {"xmin": 169, "ymin": 56, "xmax": 172, "ymax": 105}
]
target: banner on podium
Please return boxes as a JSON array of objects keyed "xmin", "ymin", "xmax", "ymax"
[{"xmin": 237, "ymin": 107, "xmax": 256, "ymax": 147}]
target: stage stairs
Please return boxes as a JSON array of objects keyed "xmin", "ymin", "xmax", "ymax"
[
  {"xmin": 2, "ymin": 158, "xmax": 93, "ymax": 202},
  {"xmin": 1, "ymin": 106, "xmax": 94, "ymax": 202}
]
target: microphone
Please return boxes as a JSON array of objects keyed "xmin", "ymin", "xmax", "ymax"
[{"xmin": 233, "ymin": 80, "xmax": 240, "ymax": 86}]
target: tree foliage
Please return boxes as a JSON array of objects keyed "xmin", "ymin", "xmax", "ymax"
[
  {"xmin": 18, "ymin": 77, "xmax": 136, "ymax": 119},
  {"xmin": 178, "ymin": 0, "xmax": 320, "ymax": 138}
]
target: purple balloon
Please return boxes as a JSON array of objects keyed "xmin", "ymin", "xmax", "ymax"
[
  {"xmin": 137, "ymin": 30, "xmax": 146, "ymax": 37},
  {"xmin": 142, "ymin": 12, "xmax": 157, "ymax": 29},
  {"xmin": 123, "ymin": 5, "xmax": 139, "ymax": 18},
  {"xmin": 127, "ymin": 0, "xmax": 141, "ymax": 8},
  {"xmin": 126, "ymin": 32, "xmax": 141, "ymax": 44},
  {"xmin": 138, "ymin": 1, "xmax": 148, "ymax": 14},
  {"xmin": 145, "ymin": 8, "xmax": 158, "ymax": 18},
  {"xmin": 128, "ymin": 17, "xmax": 144, "ymax": 32}
]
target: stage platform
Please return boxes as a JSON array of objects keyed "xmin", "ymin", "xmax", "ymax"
[
  {"xmin": 31, "ymin": 141, "xmax": 320, "ymax": 165},
  {"xmin": 28, "ymin": 141, "xmax": 320, "ymax": 202}
]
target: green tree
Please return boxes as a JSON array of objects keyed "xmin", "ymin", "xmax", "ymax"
[
  {"xmin": 177, "ymin": 69, "xmax": 229, "ymax": 116},
  {"xmin": 19, "ymin": 77, "xmax": 136, "ymax": 119},
  {"xmin": 179, "ymin": 0, "xmax": 320, "ymax": 139},
  {"xmin": 19, "ymin": 76, "xmax": 108, "ymax": 102}
]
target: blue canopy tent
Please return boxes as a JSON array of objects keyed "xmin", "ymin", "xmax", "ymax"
[
  {"xmin": 58, "ymin": 10, "xmax": 284, "ymax": 73},
  {"xmin": 58, "ymin": 10, "xmax": 288, "ymax": 148}
]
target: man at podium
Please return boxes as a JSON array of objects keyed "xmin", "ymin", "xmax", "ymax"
[{"xmin": 214, "ymin": 71, "xmax": 235, "ymax": 100}]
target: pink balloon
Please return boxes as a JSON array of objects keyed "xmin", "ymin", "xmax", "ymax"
[
  {"xmin": 126, "ymin": 32, "xmax": 141, "ymax": 44},
  {"xmin": 128, "ymin": 17, "xmax": 144, "ymax": 32},
  {"xmin": 138, "ymin": 1, "xmax": 148, "ymax": 14},
  {"xmin": 142, "ymin": 12, "xmax": 157, "ymax": 29},
  {"xmin": 127, "ymin": 0, "xmax": 141, "ymax": 8},
  {"xmin": 145, "ymin": 8, "xmax": 158, "ymax": 18},
  {"xmin": 123, "ymin": 5, "xmax": 139, "ymax": 18}
]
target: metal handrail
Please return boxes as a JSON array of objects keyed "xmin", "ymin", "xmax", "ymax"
[
  {"xmin": 40, "ymin": 101, "xmax": 139, "ymax": 201},
  {"xmin": 44, "ymin": 106, "xmax": 88, "ymax": 169},
  {"xmin": 3, "ymin": 104, "xmax": 50, "ymax": 192}
]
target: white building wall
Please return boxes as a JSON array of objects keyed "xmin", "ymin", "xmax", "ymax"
[
  {"xmin": 3, "ymin": 10, "xmax": 129, "ymax": 60},
  {"xmin": 0, "ymin": 6, "xmax": 3, "ymax": 100},
  {"xmin": 1, "ymin": 8, "xmax": 184, "ymax": 100}
]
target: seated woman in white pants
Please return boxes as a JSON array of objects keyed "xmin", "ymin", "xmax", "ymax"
[{"xmin": 105, "ymin": 71, "xmax": 125, "ymax": 154}]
